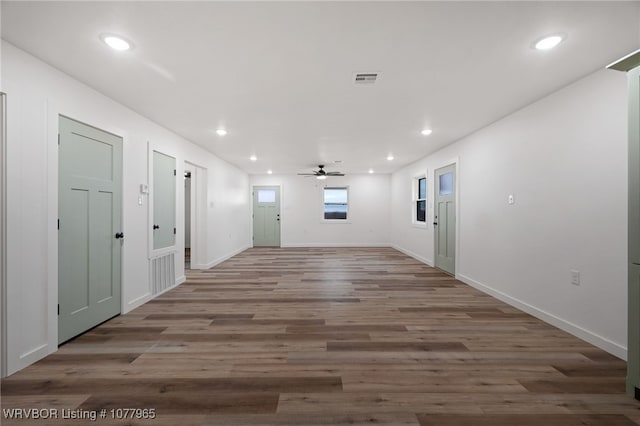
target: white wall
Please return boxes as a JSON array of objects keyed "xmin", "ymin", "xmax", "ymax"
[
  {"xmin": 392, "ymin": 69, "xmax": 628, "ymax": 358},
  {"xmin": 250, "ymin": 174, "xmax": 390, "ymax": 247},
  {"xmin": 1, "ymin": 41, "xmax": 251, "ymax": 375}
]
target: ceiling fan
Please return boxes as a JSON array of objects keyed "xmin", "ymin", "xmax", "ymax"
[{"xmin": 297, "ymin": 165, "xmax": 345, "ymax": 180}]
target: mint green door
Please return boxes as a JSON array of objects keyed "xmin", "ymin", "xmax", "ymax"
[
  {"xmin": 627, "ymin": 63, "xmax": 640, "ymax": 396},
  {"xmin": 152, "ymin": 151, "xmax": 176, "ymax": 250},
  {"xmin": 434, "ymin": 164, "xmax": 456, "ymax": 275},
  {"xmin": 253, "ymin": 186, "xmax": 280, "ymax": 247},
  {"xmin": 58, "ymin": 116, "xmax": 122, "ymax": 344}
]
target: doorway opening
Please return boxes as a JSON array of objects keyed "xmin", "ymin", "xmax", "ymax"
[
  {"xmin": 184, "ymin": 162, "xmax": 207, "ymax": 269},
  {"xmin": 184, "ymin": 169, "xmax": 192, "ymax": 270}
]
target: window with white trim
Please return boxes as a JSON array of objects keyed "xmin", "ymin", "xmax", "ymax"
[
  {"xmin": 414, "ymin": 176, "xmax": 426, "ymax": 223},
  {"xmin": 323, "ymin": 187, "xmax": 348, "ymax": 220}
]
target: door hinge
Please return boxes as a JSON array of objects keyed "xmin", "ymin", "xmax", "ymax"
[
  {"xmin": 174, "ymin": 227, "xmax": 176, "ymax": 234},
  {"xmin": 174, "ymin": 169, "xmax": 176, "ymax": 176},
  {"xmin": 57, "ymin": 134, "xmax": 60, "ymax": 145},
  {"xmin": 57, "ymin": 304, "xmax": 60, "ymax": 315},
  {"xmin": 57, "ymin": 219, "xmax": 60, "ymax": 230}
]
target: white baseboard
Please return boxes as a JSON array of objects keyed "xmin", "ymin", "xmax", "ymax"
[
  {"xmin": 125, "ymin": 274, "xmax": 185, "ymax": 313},
  {"xmin": 204, "ymin": 245, "xmax": 251, "ymax": 269},
  {"xmin": 456, "ymin": 273, "xmax": 627, "ymax": 360},
  {"xmin": 281, "ymin": 242, "xmax": 391, "ymax": 248},
  {"xmin": 391, "ymin": 244, "xmax": 433, "ymax": 267},
  {"xmin": 14, "ymin": 343, "xmax": 49, "ymax": 375},
  {"xmin": 125, "ymin": 291, "xmax": 152, "ymax": 313},
  {"xmin": 390, "ymin": 243, "xmax": 626, "ymax": 360},
  {"xmin": 190, "ymin": 263, "xmax": 209, "ymax": 269}
]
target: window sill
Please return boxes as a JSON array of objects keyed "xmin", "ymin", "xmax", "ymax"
[
  {"xmin": 411, "ymin": 222, "xmax": 427, "ymax": 229},
  {"xmin": 321, "ymin": 220, "xmax": 352, "ymax": 224}
]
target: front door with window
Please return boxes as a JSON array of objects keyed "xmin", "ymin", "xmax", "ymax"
[
  {"xmin": 253, "ymin": 186, "xmax": 280, "ymax": 247},
  {"xmin": 434, "ymin": 164, "xmax": 456, "ymax": 275}
]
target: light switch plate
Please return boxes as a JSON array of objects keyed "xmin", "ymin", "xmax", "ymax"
[
  {"xmin": 570, "ymin": 270, "xmax": 580, "ymax": 286},
  {"xmin": 508, "ymin": 194, "xmax": 514, "ymax": 205}
]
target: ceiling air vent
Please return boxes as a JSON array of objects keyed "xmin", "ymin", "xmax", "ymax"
[{"xmin": 354, "ymin": 72, "xmax": 379, "ymax": 85}]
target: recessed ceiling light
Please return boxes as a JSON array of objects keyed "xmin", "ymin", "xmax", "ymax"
[
  {"xmin": 387, "ymin": 155, "xmax": 394, "ymax": 161},
  {"xmin": 421, "ymin": 129, "xmax": 433, "ymax": 136},
  {"xmin": 533, "ymin": 34, "xmax": 565, "ymax": 50},
  {"xmin": 250, "ymin": 155, "xmax": 257, "ymax": 162},
  {"xmin": 100, "ymin": 34, "xmax": 132, "ymax": 51},
  {"xmin": 368, "ymin": 169, "xmax": 374, "ymax": 174},
  {"xmin": 267, "ymin": 170, "xmax": 273, "ymax": 175},
  {"xmin": 216, "ymin": 129, "xmax": 227, "ymax": 136}
]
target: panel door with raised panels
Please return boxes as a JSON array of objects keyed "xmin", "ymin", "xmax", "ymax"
[{"xmin": 58, "ymin": 116, "xmax": 122, "ymax": 344}]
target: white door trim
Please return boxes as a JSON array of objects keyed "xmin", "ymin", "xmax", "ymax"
[
  {"xmin": 0, "ymin": 92, "xmax": 7, "ymax": 378},
  {"xmin": 184, "ymin": 161, "xmax": 208, "ymax": 269}
]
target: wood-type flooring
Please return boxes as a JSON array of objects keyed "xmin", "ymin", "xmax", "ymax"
[{"xmin": 1, "ymin": 247, "xmax": 639, "ymax": 425}]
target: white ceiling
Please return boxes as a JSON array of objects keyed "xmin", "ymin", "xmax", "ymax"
[{"xmin": 2, "ymin": 1, "xmax": 639, "ymax": 175}]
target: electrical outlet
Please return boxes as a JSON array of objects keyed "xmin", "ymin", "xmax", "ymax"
[
  {"xmin": 570, "ymin": 270, "xmax": 580, "ymax": 286},
  {"xmin": 138, "ymin": 196, "xmax": 143, "ymax": 206}
]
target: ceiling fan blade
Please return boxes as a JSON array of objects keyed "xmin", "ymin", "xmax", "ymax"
[
  {"xmin": 297, "ymin": 173, "xmax": 318, "ymax": 176},
  {"xmin": 326, "ymin": 172, "xmax": 345, "ymax": 176}
]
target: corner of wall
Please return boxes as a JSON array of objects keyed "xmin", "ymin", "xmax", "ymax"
[
  {"xmin": 204, "ymin": 245, "xmax": 251, "ymax": 269},
  {"xmin": 391, "ymin": 244, "xmax": 433, "ymax": 267}
]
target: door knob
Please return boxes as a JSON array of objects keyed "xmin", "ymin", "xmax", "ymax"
[
  {"xmin": 115, "ymin": 232, "xmax": 124, "ymax": 239},
  {"xmin": 433, "ymin": 222, "xmax": 438, "ymax": 226},
  {"xmin": 153, "ymin": 224, "xmax": 160, "ymax": 230}
]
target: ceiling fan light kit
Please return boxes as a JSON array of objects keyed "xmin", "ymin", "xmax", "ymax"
[{"xmin": 297, "ymin": 164, "xmax": 345, "ymax": 179}]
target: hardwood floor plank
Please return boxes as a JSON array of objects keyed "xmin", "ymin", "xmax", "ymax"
[
  {"xmin": 518, "ymin": 378, "xmax": 626, "ymax": 394},
  {"xmin": 286, "ymin": 325, "xmax": 407, "ymax": 333},
  {"xmin": 416, "ymin": 414, "xmax": 638, "ymax": 426},
  {"xmin": 2, "ymin": 377, "xmax": 342, "ymax": 395},
  {"xmin": 143, "ymin": 313, "xmax": 254, "ymax": 320},
  {"xmin": 200, "ymin": 413, "xmax": 421, "ymax": 425},
  {"xmin": 80, "ymin": 393, "xmax": 280, "ymax": 414},
  {"xmin": 553, "ymin": 363, "xmax": 627, "ymax": 377},
  {"xmin": 327, "ymin": 341, "xmax": 468, "ymax": 352}
]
